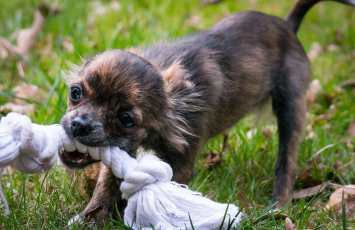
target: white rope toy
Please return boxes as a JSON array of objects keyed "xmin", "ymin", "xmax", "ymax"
[{"xmin": 0, "ymin": 112, "xmax": 242, "ymax": 229}]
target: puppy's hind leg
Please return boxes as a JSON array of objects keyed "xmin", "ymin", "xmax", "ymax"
[{"xmin": 271, "ymin": 63, "xmax": 309, "ymax": 207}]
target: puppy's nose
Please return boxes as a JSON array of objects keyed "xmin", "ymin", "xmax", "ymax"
[{"xmin": 71, "ymin": 117, "xmax": 92, "ymax": 137}]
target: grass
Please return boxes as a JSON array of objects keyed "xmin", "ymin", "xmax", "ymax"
[{"xmin": 0, "ymin": 0, "xmax": 354, "ymax": 229}]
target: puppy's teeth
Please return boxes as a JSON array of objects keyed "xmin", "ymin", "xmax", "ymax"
[
  {"xmin": 75, "ymin": 140, "xmax": 88, "ymax": 153},
  {"xmin": 77, "ymin": 159, "xmax": 83, "ymax": 163}
]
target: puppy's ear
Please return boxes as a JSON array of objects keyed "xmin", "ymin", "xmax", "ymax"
[
  {"xmin": 158, "ymin": 111, "xmax": 192, "ymax": 153},
  {"xmin": 157, "ymin": 61, "xmax": 200, "ymax": 153},
  {"xmin": 160, "ymin": 60, "xmax": 187, "ymax": 85}
]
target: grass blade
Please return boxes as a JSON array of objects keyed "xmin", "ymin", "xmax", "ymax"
[{"xmin": 342, "ymin": 190, "xmax": 347, "ymax": 230}]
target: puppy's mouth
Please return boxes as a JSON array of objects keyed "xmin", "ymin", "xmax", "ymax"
[{"xmin": 59, "ymin": 149, "xmax": 99, "ymax": 169}]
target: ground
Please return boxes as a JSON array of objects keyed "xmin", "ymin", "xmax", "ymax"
[{"xmin": 0, "ymin": 0, "xmax": 354, "ymax": 229}]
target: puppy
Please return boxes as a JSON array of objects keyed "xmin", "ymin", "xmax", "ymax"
[{"xmin": 59, "ymin": 0, "xmax": 355, "ymax": 226}]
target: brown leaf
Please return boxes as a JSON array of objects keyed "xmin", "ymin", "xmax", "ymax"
[
  {"xmin": 285, "ymin": 217, "xmax": 296, "ymax": 230},
  {"xmin": 0, "ymin": 44, "xmax": 8, "ymax": 58},
  {"xmin": 333, "ymin": 161, "xmax": 343, "ymax": 170},
  {"xmin": 341, "ymin": 160, "xmax": 354, "ymax": 169},
  {"xmin": 348, "ymin": 122, "xmax": 355, "ymax": 137},
  {"xmin": 91, "ymin": 1, "xmax": 121, "ymax": 16},
  {"xmin": 1, "ymin": 84, "xmax": 46, "ymax": 116},
  {"xmin": 0, "ymin": 165, "xmax": 15, "ymax": 176},
  {"xmin": 338, "ymin": 79, "xmax": 355, "ymax": 88},
  {"xmin": 298, "ymin": 167, "xmax": 312, "ymax": 181},
  {"xmin": 307, "ymin": 42, "xmax": 322, "ymax": 60},
  {"xmin": 246, "ymin": 128, "xmax": 257, "ymax": 140},
  {"xmin": 296, "ymin": 167, "xmax": 324, "ymax": 190},
  {"xmin": 306, "ymin": 79, "xmax": 322, "ymax": 103},
  {"xmin": 62, "ymin": 37, "xmax": 74, "ymax": 53},
  {"xmin": 236, "ymin": 191, "xmax": 252, "ymax": 209},
  {"xmin": 327, "ymin": 44, "xmax": 340, "ymax": 52},
  {"xmin": 0, "ymin": 103, "xmax": 35, "ymax": 116},
  {"xmin": 203, "ymin": 152, "xmax": 223, "ymax": 168},
  {"xmin": 0, "ymin": 10, "xmax": 44, "ymax": 58},
  {"xmin": 185, "ymin": 15, "xmax": 202, "ymax": 29},
  {"xmin": 11, "ymin": 84, "xmax": 46, "ymax": 105},
  {"xmin": 307, "ymin": 144, "xmax": 334, "ymax": 166},
  {"xmin": 326, "ymin": 185, "xmax": 355, "ymax": 216},
  {"xmin": 84, "ymin": 163, "xmax": 100, "ymax": 180},
  {"xmin": 67, "ymin": 162, "xmax": 101, "ymax": 198},
  {"xmin": 293, "ymin": 182, "xmax": 329, "ymax": 199}
]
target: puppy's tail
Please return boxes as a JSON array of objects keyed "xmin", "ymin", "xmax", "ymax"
[{"xmin": 285, "ymin": 0, "xmax": 355, "ymax": 33}]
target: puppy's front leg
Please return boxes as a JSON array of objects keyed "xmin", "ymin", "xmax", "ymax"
[{"xmin": 73, "ymin": 163, "xmax": 126, "ymax": 228}]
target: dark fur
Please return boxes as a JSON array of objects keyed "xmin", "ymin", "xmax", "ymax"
[{"xmin": 60, "ymin": 0, "xmax": 355, "ymax": 226}]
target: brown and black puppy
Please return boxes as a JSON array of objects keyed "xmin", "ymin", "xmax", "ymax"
[{"xmin": 59, "ymin": 0, "xmax": 355, "ymax": 226}]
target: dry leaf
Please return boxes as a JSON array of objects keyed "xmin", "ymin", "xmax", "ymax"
[
  {"xmin": 1, "ymin": 84, "xmax": 46, "ymax": 116},
  {"xmin": 327, "ymin": 44, "xmax": 340, "ymax": 52},
  {"xmin": 0, "ymin": 165, "xmax": 15, "ymax": 176},
  {"xmin": 10, "ymin": 84, "xmax": 46, "ymax": 105},
  {"xmin": 306, "ymin": 79, "xmax": 322, "ymax": 103},
  {"xmin": 203, "ymin": 152, "xmax": 223, "ymax": 168},
  {"xmin": 338, "ymin": 79, "xmax": 355, "ymax": 88},
  {"xmin": 92, "ymin": 1, "xmax": 121, "ymax": 16},
  {"xmin": 0, "ymin": 103, "xmax": 35, "ymax": 116},
  {"xmin": 293, "ymin": 182, "xmax": 329, "ymax": 199},
  {"xmin": 67, "ymin": 162, "xmax": 101, "ymax": 198},
  {"xmin": 246, "ymin": 128, "xmax": 257, "ymax": 140},
  {"xmin": 308, "ymin": 42, "xmax": 322, "ymax": 60},
  {"xmin": 326, "ymin": 185, "xmax": 355, "ymax": 216},
  {"xmin": 62, "ymin": 37, "xmax": 74, "ymax": 53},
  {"xmin": 0, "ymin": 10, "xmax": 44, "ymax": 58},
  {"xmin": 236, "ymin": 191, "xmax": 252, "ymax": 209},
  {"xmin": 348, "ymin": 122, "xmax": 355, "ymax": 137},
  {"xmin": 285, "ymin": 217, "xmax": 296, "ymax": 230},
  {"xmin": 262, "ymin": 125, "xmax": 276, "ymax": 139},
  {"xmin": 0, "ymin": 44, "xmax": 8, "ymax": 58},
  {"xmin": 333, "ymin": 161, "xmax": 343, "ymax": 170},
  {"xmin": 185, "ymin": 15, "xmax": 201, "ymax": 29},
  {"xmin": 307, "ymin": 144, "xmax": 334, "ymax": 166},
  {"xmin": 341, "ymin": 160, "xmax": 354, "ymax": 169},
  {"xmin": 296, "ymin": 167, "xmax": 323, "ymax": 190}
]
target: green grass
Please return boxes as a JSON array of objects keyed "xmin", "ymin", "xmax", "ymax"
[{"xmin": 0, "ymin": 0, "xmax": 355, "ymax": 229}]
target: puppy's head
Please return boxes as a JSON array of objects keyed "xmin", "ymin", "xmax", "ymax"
[{"xmin": 60, "ymin": 50, "xmax": 171, "ymax": 168}]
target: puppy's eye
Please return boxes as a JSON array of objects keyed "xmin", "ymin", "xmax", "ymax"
[
  {"xmin": 118, "ymin": 112, "xmax": 135, "ymax": 127},
  {"xmin": 70, "ymin": 87, "xmax": 82, "ymax": 101}
]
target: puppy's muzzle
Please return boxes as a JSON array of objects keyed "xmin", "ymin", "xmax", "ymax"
[{"xmin": 71, "ymin": 117, "xmax": 92, "ymax": 137}]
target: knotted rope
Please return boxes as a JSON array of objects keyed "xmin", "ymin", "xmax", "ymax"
[{"xmin": 0, "ymin": 112, "xmax": 242, "ymax": 229}]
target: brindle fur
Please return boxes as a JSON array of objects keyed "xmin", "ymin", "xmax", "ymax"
[{"xmin": 60, "ymin": 0, "xmax": 355, "ymax": 226}]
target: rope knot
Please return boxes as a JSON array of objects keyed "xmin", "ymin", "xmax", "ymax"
[
  {"xmin": 120, "ymin": 154, "xmax": 173, "ymax": 199},
  {"xmin": 0, "ymin": 113, "xmax": 62, "ymax": 173}
]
